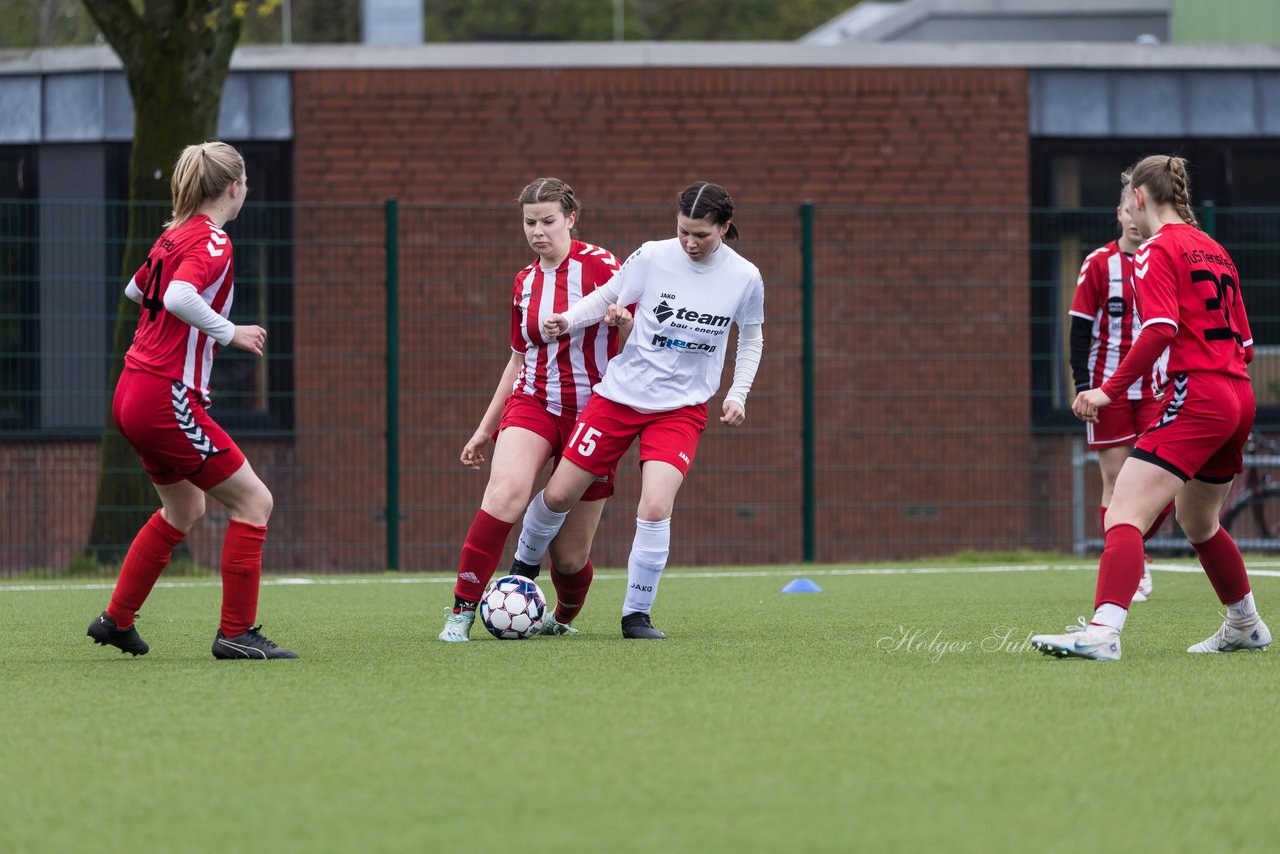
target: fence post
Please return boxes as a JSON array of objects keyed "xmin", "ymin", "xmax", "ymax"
[
  {"xmin": 801, "ymin": 201, "xmax": 815, "ymax": 563},
  {"xmin": 385, "ymin": 198, "xmax": 400, "ymax": 571},
  {"xmin": 1200, "ymin": 200, "xmax": 1215, "ymax": 236},
  {"xmin": 1072, "ymin": 436, "xmax": 1086, "ymax": 555}
]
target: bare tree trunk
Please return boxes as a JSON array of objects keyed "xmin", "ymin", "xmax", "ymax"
[{"xmin": 81, "ymin": 0, "xmax": 244, "ymax": 561}]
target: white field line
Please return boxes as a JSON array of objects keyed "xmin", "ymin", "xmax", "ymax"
[{"xmin": 4, "ymin": 561, "xmax": 1280, "ymax": 593}]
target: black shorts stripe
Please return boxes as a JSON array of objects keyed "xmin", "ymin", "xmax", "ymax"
[
  {"xmin": 1195, "ymin": 472, "xmax": 1235, "ymax": 485},
  {"xmin": 1130, "ymin": 448, "xmax": 1190, "ymax": 482}
]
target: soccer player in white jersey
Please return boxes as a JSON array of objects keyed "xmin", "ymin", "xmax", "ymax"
[
  {"xmin": 512, "ymin": 181, "xmax": 765, "ymax": 639},
  {"xmin": 1068, "ymin": 180, "xmax": 1169, "ymax": 602},
  {"xmin": 86, "ymin": 142, "xmax": 296, "ymax": 659},
  {"xmin": 438, "ymin": 178, "xmax": 633, "ymax": 642}
]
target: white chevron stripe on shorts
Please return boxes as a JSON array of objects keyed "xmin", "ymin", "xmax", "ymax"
[{"xmin": 170, "ymin": 382, "xmax": 218, "ymax": 459}]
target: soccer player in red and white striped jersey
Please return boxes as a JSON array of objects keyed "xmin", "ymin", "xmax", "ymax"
[
  {"xmin": 1034, "ymin": 155, "xmax": 1270, "ymax": 660},
  {"xmin": 514, "ymin": 181, "xmax": 765, "ymax": 640},
  {"xmin": 439, "ymin": 178, "xmax": 631, "ymax": 642},
  {"xmin": 1068, "ymin": 186, "xmax": 1168, "ymax": 601},
  {"xmin": 87, "ymin": 142, "xmax": 296, "ymax": 660}
]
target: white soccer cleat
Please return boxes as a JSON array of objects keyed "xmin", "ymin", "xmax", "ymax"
[
  {"xmin": 1031, "ymin": 617, "xmax": 1122, "ymax": 661},
  {"xmin": 1131, "ymin": 557, "xmax": 1154, "ymax": 603},
  {"xmin": 1187, "ymin": 616, "xmax": 1271, "ymax": 653},
  {"xmin": 438, "ymin": 609, "xmax": 475, "ymax": 643},
  {"xmin": 535, "ymin": 612, "xmax": 579, "ymax": 636}
]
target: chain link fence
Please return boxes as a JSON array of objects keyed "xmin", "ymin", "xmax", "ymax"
[{"xmin": 3, "ymin": 200, "xmax": 1278, "ymax": 575}]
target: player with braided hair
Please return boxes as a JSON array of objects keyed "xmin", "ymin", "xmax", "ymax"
[
  {"xmin": 1034, "ymin": 155, "xmax": 1270, "ymax": 660},
  {"xmin": 1068, "ymin": 177, "xmax": 1169, "ymax": 602}
]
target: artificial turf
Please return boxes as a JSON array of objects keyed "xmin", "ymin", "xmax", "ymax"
[{"xmin": 2, "ymin": 561, "xmax": 1277, "ymax": 853}]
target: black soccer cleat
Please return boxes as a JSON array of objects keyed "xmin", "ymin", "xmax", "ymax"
[
  {"xmin": 212, "ymin": 626, "xmax": 299, "ymax": 660},
  {"xmin": 621, "ymin": 611, "xmax": 667, "ymax": 640},
  {"xmin": 87, "ymin": 611, "xmax": 150, "ymax": 656},
  {"xmin": 510, "ymin": 557, "xmax": 541, "ymax": 580}
]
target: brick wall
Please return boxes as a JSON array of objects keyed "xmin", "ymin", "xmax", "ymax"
[
  {"xmin": 0, "ymin": 64, "xmax": 1054, "ymax": 575},
  {"xmin": 285, "ymin": 64, "xmax": 1039, "ymax": 570}
]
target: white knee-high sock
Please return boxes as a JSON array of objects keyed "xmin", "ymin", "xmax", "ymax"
[
  {"xmin": 515, "ymin": 491, "xmax": 570, "ymax": 565},
  {"xmin": 623, "ymin": 517, "xmax": 671, "ymax": 616}
]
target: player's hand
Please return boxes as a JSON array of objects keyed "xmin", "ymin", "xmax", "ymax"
[
  {"xmin": 606, "ymin": 304, "xmax": 632, "ymax": 328},
  {"xmin": 721, "ymin": 400, "xmax": 746, "ymax": 427},
  {"xmin": 1071, "ymin": 388, "xmax": 1111, "ymax": 423},
  {"xmin": 230, "ymin": 324, "xmax": 266, "ymax": 357},
  {"xmin": 459, "ymin": 430, "xmax": 491, "ymax": 469},
  {"xmin": 542, "ymin": 313, "xmax": 569, "ymax": 340}
]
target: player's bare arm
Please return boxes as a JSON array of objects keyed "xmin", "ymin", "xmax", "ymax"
[{"xmin": 461, "ymin": 351, "xmax": 523, "ymax": 469}]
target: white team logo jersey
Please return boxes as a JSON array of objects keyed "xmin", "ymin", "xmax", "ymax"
[{"xmin": 597, "ymin": 238, "xmax": 765, "ymax": 413}]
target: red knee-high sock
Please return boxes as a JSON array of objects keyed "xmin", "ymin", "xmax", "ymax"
[
  {"xmin": 1095, "ymin": 523, "xmax": 1144, "ymax": 610},
  {"xmin": 220, "ymin": 519, "xmax": 266, "ymax": 637},
  {"xmin": 551, "ymin": 559, "xmax": 594, "ymax": 624},
  {"xmin": 106, "ymin": 510, "xmax": 186, "ymax": 629},
  {"xmin": 1145, "ymin": 501, "xmax": 1174, "ymax": 541},
  {"xmin": 453, "ymin": 509, "xmax": 514, "ymax": 607},
  {"xmin": 1099, "ymin": 506, "xmax": 1107, "ymax": 537},
  {"xmin": 1192, "ymin": 526, "xmax": 1252, "ymax": 605}
]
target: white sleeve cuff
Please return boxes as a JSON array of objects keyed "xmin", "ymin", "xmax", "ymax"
[
  {"xmin": 163, "ymin": 280, "xmax": 235, "ymax": 346},
  {"xmin": 725, "ymin": 324, "xmax": 763, "ymax": 408},
  {"xmin": 125, "ymin": 277, "xmax": 143, "ymax": 304},
  {"xmin": 563, "ymin": 282, "xmax": 621, "ymax": 331}
]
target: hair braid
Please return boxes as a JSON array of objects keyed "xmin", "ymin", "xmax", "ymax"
[{"xmin": 1167, "ymin": 157, "xmax": 1200, "ymax": 228}]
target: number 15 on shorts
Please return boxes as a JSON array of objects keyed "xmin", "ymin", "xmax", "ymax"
[{"xmin": 569, "ymin": 422, "xmax": 602, "ymax": 456}]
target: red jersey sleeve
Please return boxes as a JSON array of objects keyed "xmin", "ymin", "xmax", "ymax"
[
  {"xmin": 169, "ymin": 225, "xmax": 232, "ymax": 293},
  {"xmin": 509, "ymin": 274, "xmax": 526, "ymax": 353},
  {"xmin": 1068, "ymin": 249, "xmax": 1106, "ymax": 320}
]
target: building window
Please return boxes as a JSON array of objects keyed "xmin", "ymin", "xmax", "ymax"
[
  {"xmin": 0, "ymin": 147, "xmax": 38, "ymax": 431},
  {"xmin": 0, "ymin": 141, "xmax": 292, "ymax": 438}
]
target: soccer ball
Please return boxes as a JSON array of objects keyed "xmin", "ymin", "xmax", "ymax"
[{"xmin": 480, "ymin": 575, "xmax": 547, "ymax": 639}]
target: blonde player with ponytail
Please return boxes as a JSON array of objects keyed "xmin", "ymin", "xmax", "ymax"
[
  {"xmin": 1033, "ymin": 156, "xmax": 1270, "ymax": 660},
  {"xmin": 87, "ymin": 142, "xmax": 297, "ymax": 660}
]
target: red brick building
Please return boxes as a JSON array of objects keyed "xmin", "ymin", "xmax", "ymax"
[{"xmin": 5, "ymin": 43, "xmax": 1275, "ymax": 573}]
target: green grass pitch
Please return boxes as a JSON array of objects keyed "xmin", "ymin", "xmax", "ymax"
[{"xmin": 2, "ymin": 559, "xmax": 1278, "ymax": 853}]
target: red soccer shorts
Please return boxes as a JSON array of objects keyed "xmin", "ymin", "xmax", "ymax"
[
  {"xmin": 560, "ymin": 395, "xmax": 708, "ymax": 479},
  {"xmin": 1132, "ymin": 372, "xmax": 1254, "ymax": 483},
  {"xmin": 112, "ymin": 367, "xmax": 246, "ymax": 490},
  {"xmin": 497, "ymin": 392, "xmax": 616, "ymax": 500},
  {"xmin": 1087, "ymin": 397, "xmax": 1163, "ymax": 451}
]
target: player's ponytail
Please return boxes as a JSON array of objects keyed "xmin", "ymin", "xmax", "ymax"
[
  {"xmin": 166, "ymin": 142, "xmax": 245, "ymax": 229},
  {"xmin": 1127, "ymin": 154, "xmax": 1200, "ymax": 230},
  {"xmin": 517, "ymin": 177, "xmax": 581, "ymax": 238},
  {"xmin": 678, "ymin": 181, "xmax": 739, "ymax": 241}
]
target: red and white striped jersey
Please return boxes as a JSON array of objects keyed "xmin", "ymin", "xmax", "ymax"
[
  {"xmin": 1069, "ymin": 240, "xmax": 1159, "ymax": 400},
  {"xmin": 123, "ymin": 214, "xmax": 234, "ymax": 402},
  {"xmin": 510, "ymin": 240, "xmax": 623, "ymax": 418}
]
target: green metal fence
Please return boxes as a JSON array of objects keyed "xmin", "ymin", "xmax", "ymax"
[{"xmin": 3, "ymin": 199, "xmax": 1279, "ymax": 576}]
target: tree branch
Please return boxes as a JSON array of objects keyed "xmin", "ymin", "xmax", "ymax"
[{"xmin": 80, "ymin": 0, "xmax": 144, "ymax": 67}]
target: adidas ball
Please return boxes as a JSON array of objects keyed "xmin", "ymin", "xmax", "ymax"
[{"xmin": 480, "ymin": 575, "xmax": 547, "ymax": 639}]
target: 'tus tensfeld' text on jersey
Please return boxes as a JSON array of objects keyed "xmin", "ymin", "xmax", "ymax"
[{"xmin": 1134, "ymin": 222, "xmax": 1253, "ymax": 380}]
